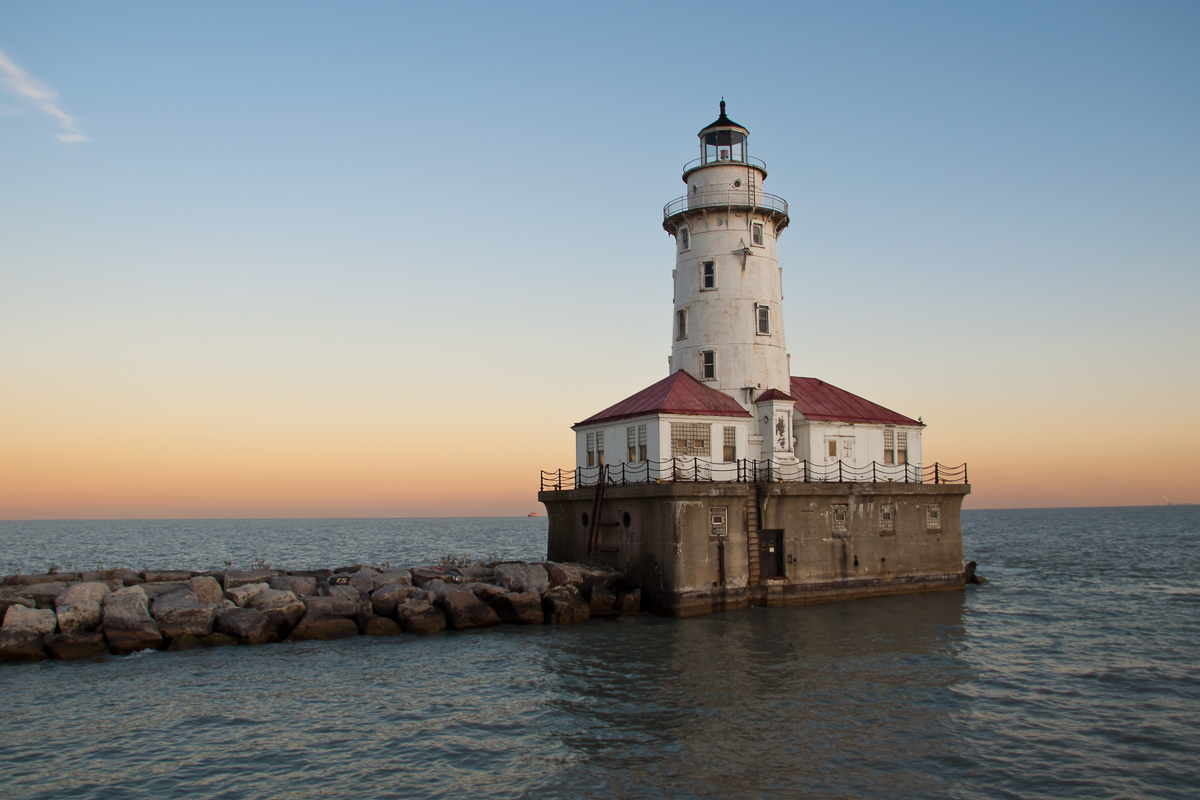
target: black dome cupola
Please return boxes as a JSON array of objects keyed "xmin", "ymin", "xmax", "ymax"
[{"xmin": 697, "ymin": 100, "xmax": 750, "ymax": 165}]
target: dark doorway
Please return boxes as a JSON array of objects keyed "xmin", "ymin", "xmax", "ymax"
[{"xmin": 759, "ymin": 530, "xmax": 784, "ymax": 578}]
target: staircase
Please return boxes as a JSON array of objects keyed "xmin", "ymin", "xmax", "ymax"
[{"xmin": 746, "ymin": 482, "xmax": 761, "ymax": 586}]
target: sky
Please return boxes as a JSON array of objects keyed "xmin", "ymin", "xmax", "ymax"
[{"xmin": 1, "ymin": 1, "xmax": 1197, "ymax": 519}]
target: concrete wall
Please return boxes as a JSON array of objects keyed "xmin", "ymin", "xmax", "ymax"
[{"xmin": 540, "ymin": 481, "xmax": 968, "ymax": 617}]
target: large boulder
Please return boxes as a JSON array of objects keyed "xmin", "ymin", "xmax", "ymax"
[
  {"xmin": 56, "ymin": 602, "xmax": 103, "ymax": 634},
  {"xmin": 288, "ymin": 613, "xmax": 359, "ymax": 641},
  {"xmin": 362, "ymin": 616, "xmax": 402, "ymax": 636},
  {"xmin": 371, "ymin": 570, "xmax": 412, "ymax": 590},
  {"xmin": 326, "ymin": 584, "xmax": 363, "ymax": 604},
  {"xmin": 370, "ymin": 583, "xmax": 413, "ymax": 618},
  {"xmin": 582, "ymin": 565, "xmax": 624, "ymax": 598},
  {"xmin": 143, "ymin": 570, "xmax": 192, "ymax": 583},
  {"xmin": 490, "ymin": 591, "xmax": 544, "ymax": 625},
  {"xmin": 43, "ymin": 632, "xmax": 110, "ymax": 659},
  {"xmin": 348, "ymin": 570, "xmax": 377, "ymax": 595},
  {"xmin": 395, "ymin": 600, "xmax": 446, "ymax": 634},
  {"xmin": 22, "ymin": 581, "xmax": 69, "ymax": 610},
  {"xmin": 0, "ymin": 592, "xmax": 35, "ymax": 619},
  {"xmin": 542, "ymin": 585, "xmax": 590, "ymax": 624},
  {"xmin": 105, "ymin": 585, "xmax": 149, "ymax": 605},
  {"xmin": 151, "ymin": 590, "xmax": 217, "ymax": 638},
  {"xmin": 214, "ymin": 607, "xmax": 276, "ymax": 644},
  {"xmin": 616, "ymin": 588, "xmax": 641, "ymax": 615},
  {"xmin": 4, "ymin": 605, "xmax": 58, "ymax": 635},
  {"xmin": 188, "ymin": 576, "xmax": 225, "ymax": 605},
  {"xmin": 588, "ymin": 586, "xmax": 617, "ymax": 615},
  {"xmin": 544, "ymin": 562, "xmax": 586, "ymax": 590},
  {"xmin": 268, "ymin": 575, "xmax": 317, "ymax": 597},
  {"xmin": 455, "ymin": 564, "xmax": 495, "ymax": 581},
  {"xmin": 442, "ymin": 592, "xmax": 501, "ymax": 630},
  {"xmin": 140, "ymin": 582, "xmax": 190, "ymax": 601},
  {"xmin": 60, "ymin": 581, "xmax": 112, "ymax": 607},
  {"xmin": 225, "ymin": 582, "xmax": 270, "ymax": 608},
  {"xmin": 0, "ymin": 629, "xmax": 48, "ymax": 661},
  {"xmin": 463, "ymin": 582, "xmax": 506, "ymax": 603},
  {"xmin": 410, "ymin": 567, "xmax": 462, "ymax": 588},
  {"xmin": 223, "ymin": 569, "xmax": 278, "ymax": 590},
  {"xmin": 5, "ymin": 573, "xmax": 80, "ymax": 587},
  {"xmin": 249, "ymin": 590, "xmax": 306, "ymax": 638},
  {"xmin": 425, "ymin": 579, "xmax": 471, "ymax": 605},
  {"xmin": 493, "ymin": 562, "xmax": 549, "ymax": 595},
  {"xmin": 102, "ymin": 595, "xmax": 163, "ymax": 654},
  {"xmin": 302, "ymin": 596, "xmax": 358, "ymax": 619}
]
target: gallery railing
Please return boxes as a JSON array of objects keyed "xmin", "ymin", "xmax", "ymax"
[
  {"xmin": 663, "ymin": 190, "xmax": 788, "ymax": 219},
  {"xmin": 539, "ymin": 460, "xmax": 968, "ymax": 491}
]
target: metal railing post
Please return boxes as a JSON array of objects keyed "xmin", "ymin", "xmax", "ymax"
[
  {"xmin": 872, "ymin": 461, "xmax": 877, "ymax": 482},
  {"xmin": 934, "ymin": 463, "xmax": 940, "ymax": 484},
  {"xmin": 964, "ymin": 463, "xmax": 968, "ymax": 484}
]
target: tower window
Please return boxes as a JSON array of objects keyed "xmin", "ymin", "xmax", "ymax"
[
  {"xmin": 897, "ymin": 431, "xmax": 908, "ymax": 465},
  {"xmin": 676, "ymin": 308, "xmax": 688, "ymax": 340},
  {"xmin": 596, "ymin": 430, "xmax": 605, "ymax": 466},
  {"xmin": 586, "ymin": 432, "xmax": 595, "ymax": 467},
  {"xmin": 702, "ymin": 261, "xmax": 716, "ymax": 290},
  {"xmin": 670, "ymin": 422, "xmax": 711, "ymax": 457},
  {"xmin": 679, "ymin": 227, "xmax": 690, "ymax": 252},
  {"xmin": 701, "ymin": 350, "xmax": 716, "ymax": 380},
  {"xmin": 751, "ymin": 222, "xmax": 764, "ymax": 247},
  {"xmin": 884, "ymin": 429, "xmax": 895, "ymax": 465},
  {"xmin": 627, "ymin": 426, "xmax": 637, "ymax": 463},
  {"xmin": 638, "ymin": 423, "xmax": 648, "ymax": 462},
  {"xmin": 756, "ymin": 304, "xmax": 771, "ymax": 335}
]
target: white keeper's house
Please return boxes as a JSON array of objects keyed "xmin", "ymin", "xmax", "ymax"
[{"xmin": 572, "ymin": 102, "xmax": 925, "ymax": 483}]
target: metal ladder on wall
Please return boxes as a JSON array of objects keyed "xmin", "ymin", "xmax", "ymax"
[
  {"xmin": 747, "ymin": 166, "xmax": 756, "ymax": 208},
  {"xmin": 746, "ymin": 482, "xmax": 761, "ymax": 586}
]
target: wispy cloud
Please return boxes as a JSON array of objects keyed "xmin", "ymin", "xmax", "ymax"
[{"xmin": 0, "ymin": 46, "xmax": 88, "ymax": 142}]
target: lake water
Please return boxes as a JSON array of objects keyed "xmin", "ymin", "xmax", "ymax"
[{"xmin": 1, "ymin": 507, "xmax": 1197, "ymax": 799}]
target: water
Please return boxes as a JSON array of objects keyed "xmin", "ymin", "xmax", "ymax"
[{"xmin": 1, "ymin": 507, "xmax": 1197, "ymax": 799}]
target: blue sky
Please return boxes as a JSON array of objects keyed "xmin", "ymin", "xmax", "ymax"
[{"xmin": 1, "ymin": 1, "xmax": 1198, "ymax": 516}]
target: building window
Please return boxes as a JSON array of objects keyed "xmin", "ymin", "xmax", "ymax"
[
  {"xmin": 638, "ymin": 424, "xmax": 648, "ymax": 462},
  {"xmin": 710, "ymin": 506, "xmax": 728, "ymax": 539},
  {"xmin": 756, "ymin": 304, "xmax": 770, "ymax": 335},
  {"xmin": 897, "ymin": 431, "xmax": 908, "ymax": 465},
  {"xmin": 702, "ymin": 260, "xmax": 716, "ymax": 290},
  {"xmin": 676, "ymin": 308, "xmax": 687, "ymax": 340},
  {"xmin": 832, "ymin": 504, "xmax": 849, "ymax": 534},
  {"xmin": 828, "ymin": 438, "xmax": 838, "ymax": 458},
  {"xmin": 884, "ymin": 429, "xmax": 895, "ymax": 465},
  {"xmin": 586, "ymin": 432, "xmax": 595, "ymax": 467},
  {"xmin": 701, "ymin": 349, "xmax": 716, "ymax": 380},
  {"xmin": 596, "ymin": 431, "xmax": 605, "ymax": 466},
  {"xmin": 723, "ymin": 426, "xmax": 736, "ymax": 462},
  {"xmin": 880, "ymin": 504, "xmax": 895, "ymax": 534},
  {"xmin": 751, "ymin": 222, "xmax": 764, "ymax": 246},
  {"xmin": 670, "ymin": 422, "xmax": 711, "ymax": 458},
  {"xmin": 926, "ymin": 503, "xmax": 941, "ymax": 530},
  {"xmin": 679, "ymin": 227, "xmax": 690, "ymax": 252},
  {"xmin": 627, "ymin": 426, "xmax": 637, "ymax": 463}
]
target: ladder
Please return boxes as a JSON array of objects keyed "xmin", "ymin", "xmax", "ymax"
[
  {"xmin": 746, "ymin": 482, "xmax": 761, "ymax": 586},
  {"xmin": 747, "ymin": 166, "xmax": 757, "ymax": 208}
]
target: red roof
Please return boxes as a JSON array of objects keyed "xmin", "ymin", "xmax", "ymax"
[
  {"xmin": 789, "ymin": 377, "xmax": 921, "ymax": 426},
  {"xmin": 755, "ymin": 388, "xmax": 795, "ymax": 403},
  {"xmin": 576, "ymin": 371, "xmax": 751, "ymax": 426}
]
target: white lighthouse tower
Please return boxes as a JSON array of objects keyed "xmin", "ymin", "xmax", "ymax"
[{"xmin": 664, "ymin": 101, "xmax": 796, "ymax": 463}]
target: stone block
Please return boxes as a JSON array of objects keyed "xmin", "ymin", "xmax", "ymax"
[
  {"xmin": 327, "ymin": 584, "xmax": 363, "ymax": 604},
  {"xmin": 188, "ymin": 576, "xmax": 225, "ymax": 605},
  {"xmin": 410, "ymin": 567, "xmax": 463, "ymax": 588},
  {"xmin": 250, "ymin": 590, "xmax": 305, "ymax": 637},
  {"xmin": 140, "ymin": 582, "xmax": 189, "ymax": 601},
  {"xmin": 348, "ymin": 570, "xmax": 377, "ymax": 595},
  {"xmin": 363, "ymin": 616, "xmax": 402, "ymax": 636},
  {"xmin": 490, "ymin": 591, "xmax": 544, "ymax": 625},
  {"xmin": 464, "ymin": 582, "xmax": 506, "ymax": 602},
  {"xmin": 22, "ymin": 582, "xmax": 69, "ymax": 609},
  {"xmin": 0, "ymin": 629, "xmax": 48, "ymax": 661},
  {"xmin": 493, "ymin": 562, "xmax": 549, "ymax": 595},
  {"xmin": 4, "ymin": 605, "xmax": 58, "ymax": 635},
  {"xmin": 225, "ymin": 582, "xmax": 270, "ymax": 608},
  {"xmin": 371, "ymin": 570, "xmax": 412, "ymax": 590},
  {"xmin": 395, "ymin": 600, "xmax": 446, "ymax": 635},
  {"xmin": 370, "ymin": 583, "xmax": 413, "ymax": 618},
  {"xmin": 442, "ymin": 592, "xmax": 501, "ymax": 630},
  {"xmin": 102, "ymin": 596, "xmax": 163, "ymax": 654},
  {"xmin": 588, "ymin": 586, "xmax": 617, "ymax": 615},
  {"xmin": 544, "ymin": 562, "xmax": 585, "ymax": 590},
  {"xmin": 616, "ymin": 588, "xmax": 641, "ymax": 615},
  {"xmin": 60, "ymin": 582, "xmax": 112, "ymax": 607},
  {"xmin": 455, "ymin": 564, "xmax": 495, "ymax": 581},
  {"xmin": 214, "ymin": 607, "xmax": 276, "ymax": 644},
  {"xmin": 151, "ymin": 590, "xmax": 217, "ymax": 638},
  {"xmin": 223, "ymin": 569, "xmax": 278, "ymax": 590},
  {"xmin": 288, "ymin": 613, "xmax": 359, "ymax": 641},
  {"xmin": 542, "ymin": 585, "xmax": 589, "ymax": 624},
  {"xmin": 56, "ymin": 602, "xmax": 103, "ymax": 634},
  {"xmin": 105, "ymin": 586, "xmax": 149, "ymax": 606},
  {"xmin": 301, "ymin": 596, "xmax": 358, "ymax": 619},
  {"xmin": 0, "ymin": 592, "xmax": 36, "ymax": 619},
  {"xmin": 268, "ymin": 575, "xmax": 317, "ymax": 597},
  {"xmin": 43, "ymin": 632, "xmax": 110, "ymax": 659},
  {"xmin": 143, "ymin": 570, "xmax": 192, "ymax": 583}
]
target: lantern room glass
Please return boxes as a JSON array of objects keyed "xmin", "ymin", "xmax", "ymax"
[{"xmin": 703, "ymin": 130, "xmax": 745, "ymax": 164}]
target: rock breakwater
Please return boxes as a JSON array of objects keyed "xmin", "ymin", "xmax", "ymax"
[{"xmin": 0, "ymin": 561, "xmax": 642, "ymax": 662}]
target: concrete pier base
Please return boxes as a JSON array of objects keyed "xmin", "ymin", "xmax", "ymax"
[{"xmin": 538, "ymin": 481, "xmax": 970, "ymax": 617}]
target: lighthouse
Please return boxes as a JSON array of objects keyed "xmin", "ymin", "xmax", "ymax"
[{"xmin": 539, "ymin": 104, "xmax": 970, "ymax": 617}]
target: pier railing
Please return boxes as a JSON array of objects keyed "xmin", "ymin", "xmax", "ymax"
[{"xmin": 540, "ymin": 460, "xmax": 967, "ymax": 491}]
